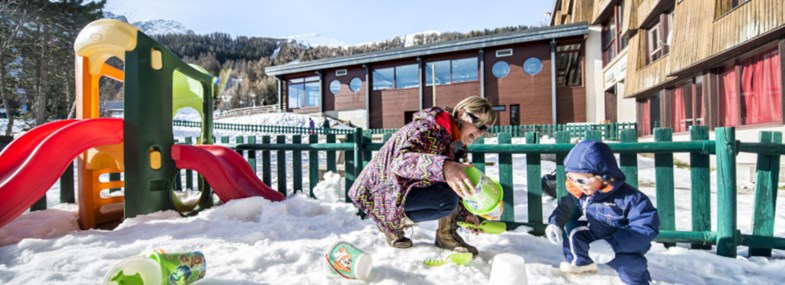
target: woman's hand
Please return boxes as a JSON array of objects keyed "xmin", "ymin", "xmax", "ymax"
[
  {"xmin": 464, "ymin": 214, "xmax": 481, "ymax": 235},
  {"xmin": 443, "ymin": 161, "xmax": 475, "ymax": 198}
]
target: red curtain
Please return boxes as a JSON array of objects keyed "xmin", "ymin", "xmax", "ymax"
[
  {"xmin": 740, "ymin": 48, "xmax": 782, "ymax": 125},
  {"xmin": 719, "ymin": 66, "xmax": 739, "ymax": 126},
  {"xmin": 672, "ymin": 86, "xmax": 687, "ymax": 132}
]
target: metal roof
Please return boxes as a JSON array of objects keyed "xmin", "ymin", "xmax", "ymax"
[{"xmin": 266, "ymin": 22, "xmax": 588, "ymax": 76}]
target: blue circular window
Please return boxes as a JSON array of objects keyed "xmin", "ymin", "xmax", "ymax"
[
  {"xmin": 492, "ymin": 61, "xmax": 510, "ymax": 78},
  {"xmin": 350, "ymin": 77, "xmax": 362, "ymax": 92},
  {"xmin": 523, "ymin": 57, "xmax": 543, "ymax": 76},
  {"xmin": 329, "ymin": 80, "xmax": 341, "ymax": 95}
]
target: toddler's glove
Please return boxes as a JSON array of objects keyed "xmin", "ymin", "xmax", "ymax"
[
  {"xmin": 589, "ymin": 239, "xmax": 616, "ymax": 264},
  {"xmin": 545, "ymin": 224, "xmax": 562, "ymax": 244}
]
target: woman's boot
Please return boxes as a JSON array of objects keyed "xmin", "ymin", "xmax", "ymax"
[{"xmin": 435, "ymin": 211, "xmax": 478, "ymax": 255}]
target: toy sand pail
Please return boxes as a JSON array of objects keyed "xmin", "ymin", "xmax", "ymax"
[
  {"xmin": 104, "ymin": 255, "xmax": 163, "ymax": 285},
  {"xmin": 149, "ymin": 250, "xmax": 206, "ymax": 285},
  {"xmin": 104, "ymin": 250, "xmax": 206, "ymax": 285},
  {"xmin": 462, "ymin": 166, "xmax": 503, "ymax": 219},
  {"xmin": 325, "ymin": 241, "xmax": 373, "ymax": 280}
]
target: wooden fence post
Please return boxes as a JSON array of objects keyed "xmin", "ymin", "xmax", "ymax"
[
  {"xmin": 276, "ymin": 135, "xmax": 287, "ymax": 197},
  {"xmin": 690, "ymin": 126, "xmax": 712, "ymax": 250},
  {"xmin": 619, "ymin": 129, "xmax": 638, "ymax": 188},
  {"xmin": 715, "ymin": 127, "xmax": 738, "ymax": 258},
  {"xmin": 654, "ymin": 128, "xmax": 676, "ymax": 247},
  {"xmin": 262, "ymin": 136, "xmax": 272, "ymax": 186},
  {"xmin": 525, "ymin": 132, "xmax": 543, "ymax": 234},
  {"xmin": 293, "ymin": 135, "xmax": 302, "ymax": 194},
  {"xmin": 750, "ymin": 131, "xmax": 781, "ymax": 257},
  {"xmin": 498, "ymin": 133, "xmax": 514, "ymax": 222},
  {"xmin": 555, "ymin": 131, "xmax": 571, "ymax": 198},
  {"xmin": 309, "ymin": 135, "xmax": 318, "ymax": 198},
  {"xmin": 472, "ymin": 137, "xmax": 485, "ymax": 173}
]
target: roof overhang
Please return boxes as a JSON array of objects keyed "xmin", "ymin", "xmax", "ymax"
[{"xmin": 266, "ymin": 22, "xmax": 589, "ymax": 77}]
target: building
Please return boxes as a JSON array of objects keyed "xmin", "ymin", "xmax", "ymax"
[
  {"xmin": 553, "ymin": 0, "xmax": 785, "ymax": 179},
  {"xmin": 555, "ymin": 0, "xmax": 784, "ymax": 138},
  {"xmin": 266, "ymin": 24, "xmax": 606, "ymax": 129}
]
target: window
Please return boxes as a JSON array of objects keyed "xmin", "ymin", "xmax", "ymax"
[
  {"xmin": 716, "ymin": 0, "xmax": 750, "ymax": 18},
  {"xmin": 496, "ymin": 49, "xmax": 513, "ymax": 57},
  {"xmin": 426, "ymin": 60, "xmax": 451, "ymax": 86},
  {"xmin": 329, "ymin": 80, "xmax": 341, "ymax": 95},
  {"xmin": 425, "ymin": 58, "xmax": 478, "ymax": 86},
  {"xmin": 601, "ymin": 4, "xmax": 624, "ymax": 66},
  {"xmin": 451, "ymin": 58, "xmax": 478, "ymax": 83},
  {"xmin": 716, "ymin": 48, "xmax": 782, "ymax": 127},
  {"xmin": 647, "ymin": 25, "xmax": 662, "ymax": 62},
  {"xmin": 645, "ymin": 11, "xmax": 673, "ymax": 65},
  {"xmin": 372, "ymin": 68, "xmax": 394, "ymax": 90},
  {"xmin": 523, "ymin": 57, "xmax": 543, "ymax": 76},
  {"xmin": 637, "ymin": 93, "xmax": 662, "ymax": 136},
  {"xmin": 288, "ymin": 83, "xmax": 305, "ymax": 109},
  {"xmin": 492, "ymin": 61, "xmax": 510, "ymax": 78},
  {"xmin": 305, "ymin": 82, "xmax": 320, "ymax": 107},
  {"xmin": 556, "ymin": 43, "xmax": 582, "ymax": 86},
  {"xmin": 670, "ymin": 83, "xmax": 692, "ymax": 133},
  {"xmin": 287, "ymin": 76, "xmax": 320, "ymax": 109},
  {"xmin": 350, "ymin": 77, "xmax": 362, "ymax": 92},
  {"xmin": 395, "ymin": 64, "xmax": 419, "ymax": 89}
]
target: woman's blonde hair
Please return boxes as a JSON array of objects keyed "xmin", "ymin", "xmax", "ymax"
[{"xmin": 450, "ymin": 96, "xmax": 498, "ymax": 127}]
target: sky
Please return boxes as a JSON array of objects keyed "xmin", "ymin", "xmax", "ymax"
[{"xmin": 105, "ymin": 0, "xmax": 556, "ymax": 45}]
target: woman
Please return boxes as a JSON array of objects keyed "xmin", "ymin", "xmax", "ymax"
[{"xmin": 349, "ymin": 96, "xmax": 497, "ymax": 255}]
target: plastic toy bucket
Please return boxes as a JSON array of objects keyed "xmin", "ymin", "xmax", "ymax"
[
  {"xmin": 149, "ymin": 250, "xmax": 206, "ymax": 285},
  {"xmin": 104, "ymin": 250, "xmax": 206, "ymax": 285},
  {"xmin": 325, "ymin": 241, "xmax": 373, "ymax": 280},
  {"xmin": 462, "ymin": 166, "xmax": 503, "ymax": 218},
  {"xmin": 104, "ymin": 255, "xmax": 163, "ymax": 285}
]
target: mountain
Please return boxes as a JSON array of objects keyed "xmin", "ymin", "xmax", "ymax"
[
  {"xmin": 134, "ymin": 19, "xmax": 194, "ymax": 35},
  {"xmin": 286, "ymin": 33, "xmax": 348, "ymax": 48},
  {"xmin": 103, "ymin": 12, "xmax": 194, "ymax": 35}
]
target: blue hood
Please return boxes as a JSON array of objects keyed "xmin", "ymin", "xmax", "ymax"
[{"xmin": 564, "ymin": 140, "xmax": 626, "ymax": 182}]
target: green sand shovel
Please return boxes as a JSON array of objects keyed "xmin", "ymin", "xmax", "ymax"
[
  {"xmin": 457, "ymin": 220, "xmax": 507, "ymax": 234},
  {"xmin": 423, "ymin": 253, "xmax": 473, "ymax": 267}
]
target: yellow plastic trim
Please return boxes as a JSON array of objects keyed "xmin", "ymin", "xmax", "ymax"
[
  {"xmin": 148, "ymin": 148, "xmax": 162, "ymax": 170},
  {"xmin": 151, "ymin": 49, "xmax": 163, "ymax": 70},
  {"xmin": 74, "ymin": 19, "xmax": 139, "ymax": 76}
]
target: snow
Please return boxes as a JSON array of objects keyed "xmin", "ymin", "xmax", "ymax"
[
  {"xmin": 286, "ymin": 33, "xmax": 348, "ymax": 48},
  {"xmin": 2, "ymin": 113, "xmax": 785, "ymax": 284}
]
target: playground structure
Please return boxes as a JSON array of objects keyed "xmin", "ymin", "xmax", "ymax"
[{"xmin": 0, "ymin": 19, "xmax": 284, "ymax": 230}]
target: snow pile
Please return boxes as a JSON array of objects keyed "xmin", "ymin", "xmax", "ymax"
[{"xmin": 312, "ymin": 171, "xmax": 343, "ymax": 203}]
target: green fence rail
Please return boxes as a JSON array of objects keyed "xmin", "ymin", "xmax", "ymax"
[{"xmin": 173, "ymin": 120, "xmax": 636, "ymax": 141}]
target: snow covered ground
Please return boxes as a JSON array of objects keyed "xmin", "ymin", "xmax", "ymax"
[{"xmin": 1, "ymin": 113, "xmax": 785, "ymax": 284}]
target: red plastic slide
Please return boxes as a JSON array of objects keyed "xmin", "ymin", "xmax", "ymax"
[
  {"xmin": 171, "ymin": 144, "xmax": 285, "ymax": 202},
  {"xmin": 0, "ymin": 118, "xmax": 124, "ymax": 228}
]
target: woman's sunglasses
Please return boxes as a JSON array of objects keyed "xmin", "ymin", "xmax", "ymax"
[{"xmin": 464, "ymin": 112, "xmax": 488, "ymax": 131}]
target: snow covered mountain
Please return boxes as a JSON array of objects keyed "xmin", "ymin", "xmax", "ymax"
[
  {"xmin": 285, "ymin": 33, "xmax": 348, "ymax": 48},
  {"xmin": 103, "ymin": 12, "xmax": 194, "ymax": 35}
]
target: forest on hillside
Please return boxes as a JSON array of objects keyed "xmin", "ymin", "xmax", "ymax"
[{"xmin": 0, "ymin": 0, "xmax": 530, "ymax": 135}]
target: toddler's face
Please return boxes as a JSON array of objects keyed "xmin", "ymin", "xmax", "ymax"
[{"xmin": 566, "ymin": 172, "xmax": 602, "ymax": 196}]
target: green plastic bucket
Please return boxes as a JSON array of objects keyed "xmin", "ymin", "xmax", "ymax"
[
  {"xmin": 104, "ymin": 250, "xmax": 206, "ymax": 285},
  {"xmin": 462, "ymin": 166, "xmax": 503, "ymax": 219}
]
